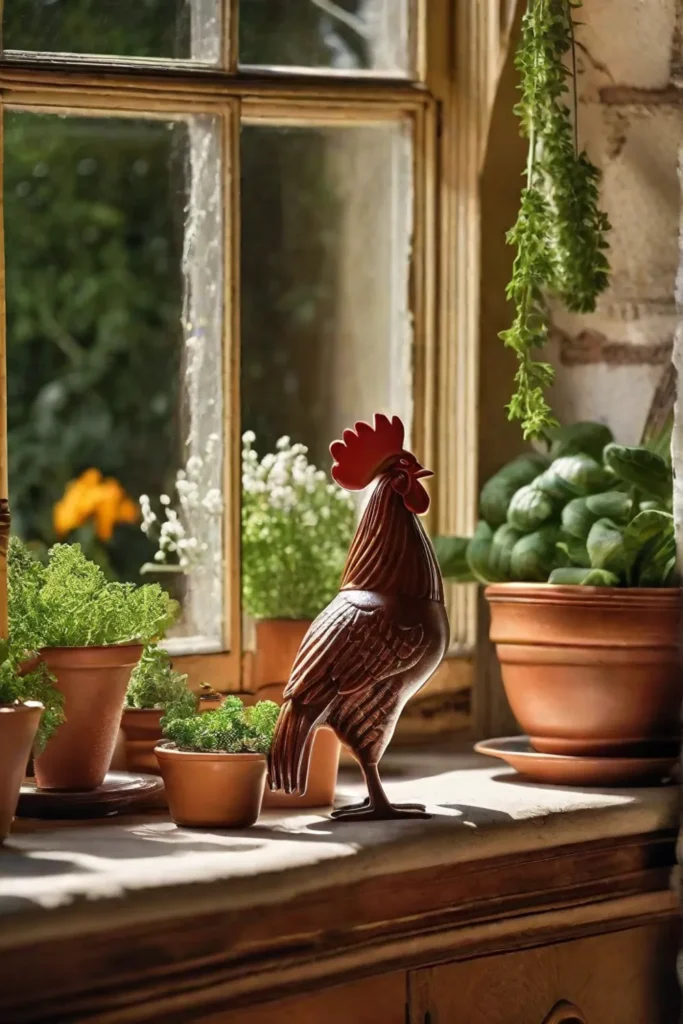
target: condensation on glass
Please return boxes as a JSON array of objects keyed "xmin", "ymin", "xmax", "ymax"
[
  {"xmin": 3, "ymin": 0, "xmax": 221, "ymax": 63},
  {"xmin": 239, "ymin": 0, "xmax": 412, "ymax": 76},
  {"xmin": 4, "ymin": 111, "xmax": 224, "ymax": 650},
  {"xmin": 240, "ymin": 119, "xmax": 414, "ymax": 473}
]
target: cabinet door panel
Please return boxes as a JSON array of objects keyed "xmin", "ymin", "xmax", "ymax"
[
  {"xmin": 197, "ymin": 972, "xmax": 406, "ymax": 1024},
  {"xmin": 409, "ymin": 922, "xmax": 679, "ymax": 1024}
]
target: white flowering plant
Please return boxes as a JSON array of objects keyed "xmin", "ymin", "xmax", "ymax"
[
  {"xmin": 139, "ymin": 432, "xmax": 223, "ymax": 574},
  {"xmin": 242, "ymin": 433, "xmax": 355, "ymax": 620}
]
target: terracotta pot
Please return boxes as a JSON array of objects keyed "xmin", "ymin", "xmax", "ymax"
[
  {"xmin": 254, "ymin": 618, "xmax": 312, "ymax": 687},
  {"xmin": 120, "ymin": 708, "xmax": 164, "ymax": 774},
  {"xmin": 198, "ymin": 694, "xmax": 225, "ymax": 713},
  {"xmin": 257, "ymin": 681, "xmax": 341, "ymax": 809},
  {"xmin": 486, "ymin": 584, "xmax": 682, "ymax": 757},
  {"xmin": 0, "ymin": 703, "xmax": 42, "ymax": 841},
  {"xmin": 34, "ymin": 644, "xmax": 143, "ymax": 792},
  {"xmin": 155, "ymin": 746, "xmax": 266, "ymax": 828},
  {"xmin": 109, "ymin": 728, "xmax": 128, "ymax": 772}
]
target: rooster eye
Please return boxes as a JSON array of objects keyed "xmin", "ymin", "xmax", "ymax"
[{"xmin": 398, "ymin": 458, "xmax": 410, "ymax": 467}]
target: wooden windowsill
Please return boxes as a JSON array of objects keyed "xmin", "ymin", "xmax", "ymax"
[{"xmin": 0, "ymin": 750, "xmax": 677, "ymax": 1022}]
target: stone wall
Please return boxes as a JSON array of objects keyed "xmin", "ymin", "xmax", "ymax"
[{"xmin": 546, "ymin": 0, "xmax": 682, "ymax": 444}]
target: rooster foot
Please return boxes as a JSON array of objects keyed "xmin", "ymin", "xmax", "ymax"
[
  {"xmin": 332, "ymin": 797, "xmax": 426, "ymax": 816},
  {"xmin": 331, "ymin": 801, "xmax": 429, "ymax": 821}
]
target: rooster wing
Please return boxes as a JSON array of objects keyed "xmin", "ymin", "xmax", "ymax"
[{"xmin": 283, "ymin": 592, "xmax": 427, "ymax": 711}]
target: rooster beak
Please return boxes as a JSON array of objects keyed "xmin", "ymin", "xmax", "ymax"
[{"xmin": 414, "ymin": 468, "xmax": 434, "ymax": 480}]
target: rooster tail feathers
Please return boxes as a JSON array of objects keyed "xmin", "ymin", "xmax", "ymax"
[{"xmin": 268, "ymin": 700, "xmax": 316, "ymax": 796}]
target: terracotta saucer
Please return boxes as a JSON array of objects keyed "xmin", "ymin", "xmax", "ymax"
[
  {"xmin": 16, "ymin": 771, "xmax": 164, "ymax": 819},
  {"xmin": 474, "ymin": 737, "xmax": 678, "ymax": 787}
]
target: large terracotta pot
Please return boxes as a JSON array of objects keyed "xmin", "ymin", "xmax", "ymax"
[
  {"xmin": 120, "ymin": 708, "xmax": 164, "ymax": 774},
  {"xmin": 254, "ymin": 618, "xmax": 312, "ymax": 688},
  {"xmin": 155, "ymin": 746, "xmax": 266, "ymax": 828},
  {"xmin": 486, "ymin": 584, "xmax": 682, "ymax": 757},
  {"xmin": 258, "ymin": 681, "xmax": 341, "ymax": 810},
  {"xmin": 0, "ymin": 703, "xmax": 42, "ymax": 841},
  {"xmin": 34, "ymin": 644, "xmax": 143, "ymax": 791}
]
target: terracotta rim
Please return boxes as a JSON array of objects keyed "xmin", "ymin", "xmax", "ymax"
[
  {"xmin": 122, "ymin": 707, "xmax": 164, "ymax": 715},
  {"xmin": 496, "ymin": 643, "xmax": 680, "ymax": 664},
  {"xmin": 0, "ymin": 701, "xmax": 44, "ymax": 714},
  {"xmin": 155, "ymin": 746, "xmax": 266, "ymax": 764},
  {"xmin": 485, "ymin": 584, "xmax": 681, "ymax": 606},
  {"xmin": 41, "ymin": 643, "xmax": 144, "ymax": 668}
]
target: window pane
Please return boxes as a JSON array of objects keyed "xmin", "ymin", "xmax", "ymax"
[
  {"xmin": 241, "ymin": 120, "xmax": 413, "ymax": 472},
  {"xmin": 5, "ymin": 111, "xmax": 224, "ymax": 649},
  {"xmin": 239, "ymin": 0, "xmax": 412, "ymax": 76},
  {"xmin": 4, "ymin": 0, "xmax": 221, "ymax": 63}
]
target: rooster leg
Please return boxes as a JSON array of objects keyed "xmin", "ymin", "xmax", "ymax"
[{"xmin": 331, "ymin": 761, "xmax": 430, "ymax": 821}]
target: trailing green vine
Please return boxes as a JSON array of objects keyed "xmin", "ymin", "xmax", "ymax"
[{"xmin": 501, "ymin": 0, "xmax": 611, "ymax": 440}]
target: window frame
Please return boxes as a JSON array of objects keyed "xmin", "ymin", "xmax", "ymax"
[{"xmin": 0, "ymin": 0, "xmax": 504, "ymax": 705}]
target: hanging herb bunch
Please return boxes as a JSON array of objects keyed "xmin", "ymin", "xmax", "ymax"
[{"xmin": 502, "ymin": 0, "xmax": 611, "ymax": 440}]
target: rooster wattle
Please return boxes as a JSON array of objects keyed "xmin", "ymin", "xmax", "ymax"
[{"xmin": 268, "ymin": 413, "xmax": 449, "ymax": 820}]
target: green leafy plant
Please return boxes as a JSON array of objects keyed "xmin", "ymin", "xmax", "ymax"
[
  {"xmin": 161, "ymin": 696, "xmax": 280, "ymax": 755},
  {"xmin": 241, "ymin": 433, "xmax": 355, "ymax": 620},
  {"xmin": 435, "ymin": 422, "xmax": 676, "ymax": 588},
  {"xmin": 0, "ymin": 650, "xmax": 64, "ymax": 753},
  {"xmin": 502, "ymin": 0, "xmax": 611, "ymax": 439},
  {"xmin": 125, "ymin": 643, "xmax": 196, "ymax": 716},
  {"xmin": 9, "ymin": 538, "xmax": 179, "ymax": 649}
]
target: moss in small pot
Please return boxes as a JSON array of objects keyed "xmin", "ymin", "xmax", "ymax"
[{"xmin": 157, "ymin": 698, "xmax": 279, "ymax": 828}]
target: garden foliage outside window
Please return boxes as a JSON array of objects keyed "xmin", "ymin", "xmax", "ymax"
[{"xmin": 1, "ymin": 0, "xmax": 437, "ymax": 682}]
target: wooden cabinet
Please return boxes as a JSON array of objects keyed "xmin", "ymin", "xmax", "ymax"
[
  {"xmin": 189, "ymin": 924, "xmax": 680, "ymax": 1024},
  {"xmin": 409, "ymin": 922, "xmax": 679, "ymax": 1024},
  {"xmin": 196, "ymin": 974, "xmax": 406, "ymax": 1024},
  {"xmin": 1, "ymin": 785, "xmax": 677, "ymax": 1024}
]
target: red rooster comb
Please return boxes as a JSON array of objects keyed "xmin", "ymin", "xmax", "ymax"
[{"xmin": 330, "ymin": 414, "xmax": 406, "ymax": 491}]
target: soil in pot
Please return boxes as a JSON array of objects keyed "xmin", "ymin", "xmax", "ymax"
[
  {"xmin": 258, "ymin": 681, "xmax": 341, "ymax": 810},
  {"xmin": 34, "ymin": 644, "xmax": 143, "ymax": 792},
  {"xmin": 155, "ymin": 746, "xmax": 266, "ymax": 828},
  {"xmin": 0, "ymin": 703, "xmax": 42, "ymax": 841},
  {"xmin": 486, "ymin": 584, "xmax": 682, "ymax": 758}
]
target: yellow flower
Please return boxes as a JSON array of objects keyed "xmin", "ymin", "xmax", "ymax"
[{"xmin": 53, "ymin": 469, "xmax": 139, "ymax": 542}]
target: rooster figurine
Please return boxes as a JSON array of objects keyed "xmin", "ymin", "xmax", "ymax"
[{"xmin": 268, "ymin": 413, "xmax": 448, "ymax": 820}]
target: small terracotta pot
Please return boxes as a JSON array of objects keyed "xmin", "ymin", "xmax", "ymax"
[
  {"xmin": 254, "ymin": 618, "xmax": 312, "ymax": 687},
  {"xmin": 34, "ymin": 644, "xmax": 143, "ymax": 792},
  {"xmin": 257, "ymin": 681, "xmax": 341, "ymax": 809},
  {"xmin": 198, "ymin": 694, "xmax": 225, "ymax": 713},
  {"xmin": 0, "ymin": 703, "xmax": 42, "ymax": 841},
  {"xmin": 120, "ymin": 708, "xmax": 164, "ymax": 774},
  {"xmin": 486, "ymin": 584, "xmax": 682, "ymax": 757},
  {"xmin": 155, "ymin": 746, "xmax": 266, "ymax": 828}
]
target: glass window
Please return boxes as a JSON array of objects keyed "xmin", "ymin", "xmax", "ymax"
[
  {"xmin": 3, "ymin": 0, "xmax": 221, "ymax": 63},
  {"xmin": 4, "ymin": 111, "xmax": 224, "ymax": 649},
  {"xmin": 239, "ymin": 0, "xmax": 412, "ymax": 77},
  {"xmin": 240, "ymin": 120, "xmax": 414, "ymax": 469}
]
